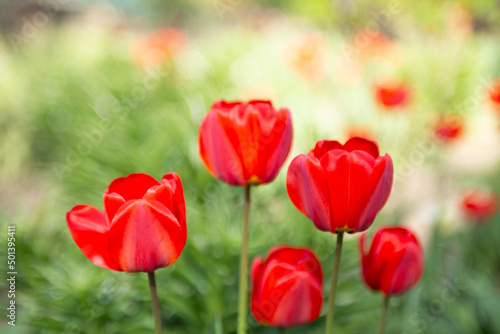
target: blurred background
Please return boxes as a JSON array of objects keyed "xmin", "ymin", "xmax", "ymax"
[{"xmin": 1, "ymin": 0, "xmax": 500, "ymax": 333}]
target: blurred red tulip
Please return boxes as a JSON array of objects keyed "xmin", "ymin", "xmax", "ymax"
[
  {"xmin": 251, "ymin": 246, "xmax": 323, "ymax": 327},
  {"xmin": 66, "ymin": 173, "xmax": 187, "ymax": 272},
  {"xmin": 287, "ymin": 137, "xmax": 393, "ymax": 234},
  {"xmin": 490, "ymin": 81, "xmax": 500, "ymax": 105},
  {"xmin": 461, "ymin": 189, "xmax": 498, "ymax": 223},
  {"xmin": 199, "ymin": 100, "xmax": 292, "ymax": 186},
  {"xmin": 374, "ymin": 81, "xmax": 410, "ymax": 109},
  {"xmin": 360, "ymin": 227, "xmax": 424, "ymax": 296},
  {"xmin": 132, "ymin": 28, "xmax": 187, "ymax": 68},
  {"xmin": 434, "ymin": 116, "xmax": 463, "ymax": 142},
  {"xmin": 346, "ymin": 126, "xmax": 375, "ymax": 141},
  {"xmin": 283, "ymin": 33, "xmax": 329, "ymax": 81}
]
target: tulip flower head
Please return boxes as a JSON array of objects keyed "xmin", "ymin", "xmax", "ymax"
[
  {"xmin": 251, "ymin": 246, "xmax": 323, "ymax": 328},
  {"xmin": 360, "ymin": 227, "xmax": 424, "ymax": 296},
  {"xmin": 66, "ymin": 173, "xmax": 187, "ymax": 272},
  {"xmin": 287, "ymin": 137, "xmax": 393, "ymax": 234},
  {"xmin": 199, "ymin": 100, "xmax": 292, "ymax": 186},
  {"xmin": 132, "ymin": 28, "xmax": 188, "ymax": 69},
  {"xmin": 461, "ymin": 189, "xmax": 498, "ymax": 223},
  {"xmin": 490, "ymin": 80, "xmax": 500, "ymax": 105},
  {"xmin": 434, "ymin": 116, "xmax": 463, "ymax": 142},
  {"xmin": 284, "ymin": 33, "xmax": 329, "ymax": 81},
  {"xmin": 374, "ymin": 80, "xmax": 411, "ymax": 109}
]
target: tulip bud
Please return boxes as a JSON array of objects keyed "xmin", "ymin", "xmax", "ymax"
[{"xmin": 360, "ymin": 227, "xmax": 424, "ymax": 296}]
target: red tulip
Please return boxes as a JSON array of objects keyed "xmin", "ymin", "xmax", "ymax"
[
  {"xmin": 490, "ymin": 81, "xmax": 500, "ymax": 105},
  {"xmin": 374, "ymin": 81, "xmax": 410, "ymax": 109},
  {"xmin": 199, "ymin": 100, "xmax": 292, "ymax": 186},
  {"xmin": 287, "ymin": 137, "xmax": 393, "ymax": 234},
  {"xmin": 461, "ymin": 189, "xmax": 498, "ymax": 223},
  {"xmin": 66, "ymin": 173, "xmax": 187, "ymax": 272},
  {"xmin": 434, "ymin": 116, "xmax": 463, "ymax": 142},
  {"xmin": 360, "ymin": 227, "xmax": 424, "ymax": 296},
  {"xmin": 283, "ymin": 33, "xmax": 329, "ymax": 81},
  {"xmin": 132, "ymin": 28, "xmax": 188, "ymax": 68},
  {"xmin": 251, "ymin": 246, "xmax": 323, "ymax": 327}
]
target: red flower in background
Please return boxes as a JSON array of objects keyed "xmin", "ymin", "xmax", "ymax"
[
  {"xmin": 490, "ymin": 81, "xmax": 500, "ymax": 105},
  {"xmin": 283, "ymin": 33, "xmax": 329, "ymax": 81},
  {"xmin": 434, "ymin": 116, "xmax": 464, "ymax": 142},
  {"xmin": 66, "ymin": 173, "xmax": 187, "ymax": 272},
  {"xmin": 346, "ymin": 126, "xmax": 375, "ymax": 141},
  {"xmin": 251, "ymin": 246, "xmax": 323, "ymax": 327},
  {"xmin": 360, "ymin": 227, "xmax": 424, "ymax": 296},
  {"xmin": 132, "ymin": 28, "xmax": 188, "ymax": 68},
  {"xmin": 374, "ymin": 81, "xmax": 411, "ymax": 109},
  {"xmin": 287, "ymin": 137, "xmax": 393, "ymax": 234},
  {"xmin": 461, "ymin": 189, "xmax": 498, "ymax": 223},
  {"xmin": 199, "ymin": 100, "xmax": 292, "ymax": 186}
]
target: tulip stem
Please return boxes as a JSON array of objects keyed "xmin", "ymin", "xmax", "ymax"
[
  {"xmin": 279, "ymin": 328, "xmax": 285, "ymax": 334},
  {"xmin": 378, "ymin": 296, "xmax": 390, "ymax": 334},
  {"xmin": 325, "ymin": 231, "xmax": 344, "ymax": 334},
  {"xmin": 148, "ymin": 271, "xmax": 162, "ymax": 334},
  {"xmin": 237, "ymin": 185, "xmax": 251, "ymax": 334}
]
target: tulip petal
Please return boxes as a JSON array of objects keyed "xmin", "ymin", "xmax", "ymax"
[
  {"xmin": 270, "ymin": 272, "xmax": 322, "ymax": 327},
  {"xmin": 308, "ymin": 139, "xmax": 343, "ymax": 159},
  {"xmin": 105, "ymin": 173, "xmax": 160, "ymax": 201},
  {"xmin": 358, "ymin": 154, "xmax": 393, "ymax": 232},
  {"xmin": 66, "ymin": 205, "xmax": 121, "ymax": 271},
  {"xmin": 199, "ymin": 108, "xmax": 246, "ymax": 185},
  {"xmin": 108, "ymin": 199, "xmax": 186, "ymax": 272},
  {"xmin": 382, "ymin": 241, "xmax": 423, "ymax": 295},
  {"xmin": 320, "ymin": 150, "xmax": 375, "ymax": 232},
  {"xmin": 343, "ymin": 137, "xmax": 379, "ymax": 158},
  {"xmin": 287, "ymin": 155, "xmax": 331, "ymax": 231},
  {"xmin": 103, "ymin": 192, "xmax": 126, "ymax": 223},
  {"xmin": 161, "ymin": 173, "xmax": 186, "ymax": 236},
  {"xmin": 258, "ymin": 108, "xmax": 293, "ymax": 183}
]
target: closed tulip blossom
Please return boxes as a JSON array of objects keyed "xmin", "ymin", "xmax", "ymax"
[
  {"xmin": 359, "ymin": 227, "xmax": 424, "ymax": 334},
  {"xmin": 251, "ymin": 246, "xmax": 323, "ymax": 328},
  {"xmin": 374, "ymin": 81, "xmax": 410, "ymax": 109},
  {"xmin": 360, "ymin": 227, "xmax": 423, "ymax": 296},
  {"xmin": 199, "ymin": 100, "xmax": 292, "ymax": 187},
  {"xmin": 286, "ymin": 137, "xmax": 393, "ymax": 334},
  {"xmin": 199, "ymin": 99, "xmax": 292, "ymax": 334},
  {"xmin": 287, "ymin": 137, "xmax": 393, "ymax": 234},
  {"xmin": 461, "ymin": 189, "xmax": 498, "ymax": 223},
  {"xmin": 66, "ymin": 173, "xmax": 187, "ymax": 334}
]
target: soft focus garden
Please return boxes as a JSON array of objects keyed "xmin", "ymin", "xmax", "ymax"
[{"xmin": 1, "ymin": 0, "xmax": 500, "ymax": 333}]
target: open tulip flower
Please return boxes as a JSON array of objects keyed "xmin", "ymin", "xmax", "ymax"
[
  {"xmin": 359, "ymin": 227, "xmax": 424, "ymax": 334},
  {"xmin": 287, "ymin": 137, "xmax": 393, "ymax": 334},
  {"xmin": 66, "ymin": 173, "xmax": 187, "ymax": 334},
  {"xmin": 461, "ymin": 189, "xmax": 498, "ymax": 223},
  {"xmin": 251, "ymin": 246, "xmax": 323, "ymax": 328},
  {"xmin": 199, "ymin": 99, "xmax": 293, "ymax": 334},
  {"xmin": 199, "ymin": 100, "xmax": 292, "ymax": 187},
  {"xmin": 67, "ymin": 173, "xmax": 187, "ymax": 272}
]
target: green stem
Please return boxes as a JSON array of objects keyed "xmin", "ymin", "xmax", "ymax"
[
  {"xmin": 147, "ymin": 271, "xmax": 162, "ymax": 334},
  {"xmin": 378, "ymin": 296, "xmax": 390, "ymax": 334},
  {"xmin": 325, "ymin": 232, "xmax": 344, "ymax": 334},
  {"xmin": 237, "ymin": 185, "xmax": 251, "ymax": 334},
  {"xmin": 279, "ymin": 327, "xmax": 285, "ymax": 334}
]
